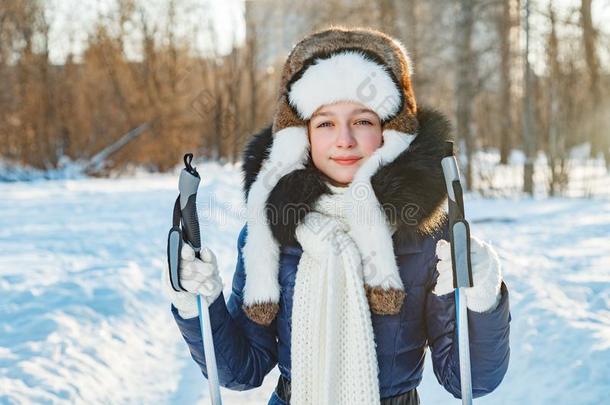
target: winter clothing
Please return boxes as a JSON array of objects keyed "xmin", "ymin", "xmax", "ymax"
[
  {"xmin": 170, "ymin": 110, "xmax": 511, "ymax": 403},
  {"xmin": 163, "ymin": 244, "xmax": 223, "ymax": 318},
  {"xmin": 434, "ymin": 237, "xmax": 503, "ymax": 313},
  {"xmin": 291, "ymin": 184, "xmax": 381, "ymax": 404},
  {"xmin": 170, "ymin": 26, "xmax": 511, "ymax": 403},
  {"xmin": 241, "ymin": 26, "xmax": 423, "ymax": 326},
  {"xmin": 171, "ymin": 217, "xmax": 511, "ymax": 402}
]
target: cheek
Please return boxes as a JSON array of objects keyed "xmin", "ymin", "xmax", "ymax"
[
  {"xmin": 309, "ymin": 133, "xmax": 333, "ymax": 161},
  {"xmin": 359, "ymin": 130, "xmax": 383, "ymax": 156}
]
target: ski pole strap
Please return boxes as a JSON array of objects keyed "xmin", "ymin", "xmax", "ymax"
[
  {"xmin": 167, "ymin": 196, "xmax": 185, "ymax": 292},
  {"xmin": 173, "ymin": 196, "xmax": 181, "ymax": 227}
]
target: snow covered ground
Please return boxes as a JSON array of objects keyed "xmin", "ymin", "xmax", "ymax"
[{"xmin": 1, "ymin": 161, "xmax": 609, "ymax": 404}]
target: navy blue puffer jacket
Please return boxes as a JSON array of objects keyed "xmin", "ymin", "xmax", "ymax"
[{"xmin": 171, "ymin": 222, "xmax": 511, "ymax": 403}]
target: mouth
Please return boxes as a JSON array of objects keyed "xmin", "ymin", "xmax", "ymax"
[{"xmin": 331, "ymin": 156, "xmax": 362, "ymax": 166}]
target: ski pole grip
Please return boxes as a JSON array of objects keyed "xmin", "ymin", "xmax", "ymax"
[
  {"xmin": 178, "ymin": 155, "xmax": 201, "ymax": 254},
  {"xmin": 440, "ymin": 141, "xmax": 473, "ymax": 289}
]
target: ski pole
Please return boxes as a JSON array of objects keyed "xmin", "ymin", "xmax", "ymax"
[
  {"xmin": 167, "ymin": 153, "xmax": 222, "ymax": 405},
  {"xmin": 441, "ymin": 141, "xmax": 473, "ymax": 405}
]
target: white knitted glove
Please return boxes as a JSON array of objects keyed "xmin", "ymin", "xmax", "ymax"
[
  {"xmin": 433, "ymin": 236, "xmax": 502, "ymax": 313},
  {"xmin": 163, "ymin": 243, "xmax": 223, "ymax": 319}
]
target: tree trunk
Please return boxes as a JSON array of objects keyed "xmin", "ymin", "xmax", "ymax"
[
  {"xmin": 580, "ymin": 0, "xmax": 606, "ymax": 163},
  {"xmin": 455, "ymin": 0, "xmax": 476, "ymax": 190},
  {"xmin": 522, "ymin": 0, "xmax": 535, "ymax": 195},
  {"xmin": 498, "ymin": 0, "xmax": 513, "ymax": 165},
  {"xmin": 547, "ymin": 2, "xmax": 563, "ymax": 196}
]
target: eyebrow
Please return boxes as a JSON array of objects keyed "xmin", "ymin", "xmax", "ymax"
[{"xmin": 311, "ymin": 108, "xmax": 376, "ymax": 118}]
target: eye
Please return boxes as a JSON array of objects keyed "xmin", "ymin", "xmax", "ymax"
[
  {"xmin": 316, "ymin": 121, "xmax": 332, "ymax": 128},
  {"xmin": 355, "ymin": 120, "xmax": 373, "ymax": 125}
]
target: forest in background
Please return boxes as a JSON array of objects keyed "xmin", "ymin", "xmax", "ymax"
[{"xmin": 0, "ymin": 0, "xmax": 608, "ymax": 196}]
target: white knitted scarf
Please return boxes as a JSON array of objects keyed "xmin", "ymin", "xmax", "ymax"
[{"xmin": 291, "ymin": 182, "xmax": 381, "ymax": 405}]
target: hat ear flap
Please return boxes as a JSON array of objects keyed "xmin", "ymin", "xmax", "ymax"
[
  {"xmin": 272, "ymin": 93, "xmax": 307, "ymax": 135},
  {"xmin": 242, "ymin": 126, "xmax": 310, "ymax": 325}
]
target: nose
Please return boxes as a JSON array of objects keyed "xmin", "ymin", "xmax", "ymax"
[{"xmin": 335, "ymin": 122, "xmax": 356, "ymax": 148}]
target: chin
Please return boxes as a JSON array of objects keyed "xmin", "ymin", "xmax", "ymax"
[{"xmin": 327, "ymin": 171, "xmax": 355, "ymax": 186}]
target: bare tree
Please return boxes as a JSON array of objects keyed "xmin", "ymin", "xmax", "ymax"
[
  {"xmin": 522, "ymin": 0, "xmax": 536, "ymax": 195},
  {"xmin": 497, "ymin": 0, "xmax": 514, "ymax": 165},
  {"xmin": 455, "ymin": 0, "xmax": 476, "ymax": 189},
  {"xmin": 546, "ymin": 1, "xmax": 568, "ymax": 196},
  {"xmin": 1, "ymin": 0, "xmax": 607, "ymax": 186},
  {"xmin": 580, "ymin": 0, "xmax": 608, "ymax": 165}
]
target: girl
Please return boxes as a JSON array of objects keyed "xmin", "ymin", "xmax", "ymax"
[{"xmin": 164, "ymin": 27, "xmax": 510, "ymax": 405}]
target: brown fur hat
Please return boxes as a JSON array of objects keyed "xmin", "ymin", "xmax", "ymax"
[{"xmin": 272, "ymin": 25, "xmax": 418, "ymax": 135}]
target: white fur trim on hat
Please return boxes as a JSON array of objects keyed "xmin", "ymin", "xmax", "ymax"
[
  {"xmin": 242, "ymin": 126, "xmax": 310, "ymax": 306},
  {"xmin": 288, "ymin": 50, "xmax": 402, "ymax": 121}
]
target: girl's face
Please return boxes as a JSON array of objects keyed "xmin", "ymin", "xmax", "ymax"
[{"xmin": 308, "ymin": 101, "xmax": 383, "ymax": 187}]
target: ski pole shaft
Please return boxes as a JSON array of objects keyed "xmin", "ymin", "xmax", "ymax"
[
  {"xmin": 441, "ymin": 142, "xmax": 473, "ymax": 405},
  {"xmin": 179, "ymin": 154, "xmax": 223, "ymax": 405},
  {"xmin": 456, "ymin": 288, "xmax": 472, "ymax": 405},
  {"xmin": 198, "ymin": 295, "xmax": 222, "ymax": 405}
]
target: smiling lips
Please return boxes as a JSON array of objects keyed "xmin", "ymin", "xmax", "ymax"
[{"xmin": 331, "ymin": 156, "xmax": 362, "ymax": 166}]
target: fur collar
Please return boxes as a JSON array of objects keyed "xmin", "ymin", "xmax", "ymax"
[{"xmin": 241, "ymin": 107, "xmax": 451, "ymax": 250}]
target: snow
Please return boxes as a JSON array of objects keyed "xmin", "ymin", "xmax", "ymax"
[
  {"xmin": 0, "ymin": 157, "xmax": 88, "ymax": 183},
  {"xmin": 1, "ymin": 161, "xmax": 609, "ymax": 404},
  {"xmin": 419, "ymin": 196, "xmax": 610, "ymax": 404}
]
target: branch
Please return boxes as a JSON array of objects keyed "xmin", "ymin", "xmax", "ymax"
[{"xmin": 84, "ymin": 121, "xmax": 151, "ymax": 174}]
